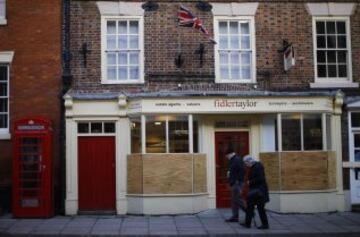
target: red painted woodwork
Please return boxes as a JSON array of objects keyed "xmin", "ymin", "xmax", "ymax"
[
  {"xmin": 78, "ymin": 137, "xmax": 116, "ymax": 212},
  {"xmin": 12, "ymin": 117, "xmax": 53, "ymax": 218},
  {"xmin": 215, "ymin": 132, "xmax": 249, "ymax": 208}
]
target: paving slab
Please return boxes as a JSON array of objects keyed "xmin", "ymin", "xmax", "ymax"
[{"xmin": 0, "ymin": 210, "xmax": 359, "ymax": 236}]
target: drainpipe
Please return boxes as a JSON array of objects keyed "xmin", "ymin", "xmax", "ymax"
[
  {"xmin": 62, "ymin": 0, "xmax": 72, "ymax": 89},
  {"xmin": 60, "ymin": 0, "xmax": 72, "ymax": 215}
]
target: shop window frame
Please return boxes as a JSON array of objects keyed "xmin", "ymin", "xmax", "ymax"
[
  {"xmin": 277, "ymin": 113, "xmax": 328, "ymax": 152},
  {"xmin": 130, "ymin": 114, "xmax": 198, "ymax": 154}
]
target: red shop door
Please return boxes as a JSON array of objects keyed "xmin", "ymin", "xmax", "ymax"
[
  {"xmin": 78, "ymin": 137, "xmax": 116, "ymax": 212},
  {"xmin": 215, "ymin": 132, "xmax": 249, "ymax": 208}
]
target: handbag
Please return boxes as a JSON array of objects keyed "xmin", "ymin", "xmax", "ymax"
[{"xmin": 248, "ymin": 188, "xmax": 263, "ymax": 202}]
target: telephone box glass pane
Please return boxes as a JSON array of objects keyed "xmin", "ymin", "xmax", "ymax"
[{"xmin": 19, "ymin": 137, "xmax": 42, "ymax": 208}]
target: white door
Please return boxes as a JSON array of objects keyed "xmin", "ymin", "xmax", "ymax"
[{"xmin": 350, "ymin": 132, "xmax": 360, "ymax": 204}]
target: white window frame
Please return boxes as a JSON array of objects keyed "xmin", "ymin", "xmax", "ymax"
[
  {"xmin": 312, "ymin": 16, "xmax": 353, "ymax": 86},
  {"xmin": 278, "ymin": 113, "xmax": 326, "ymax": 152},
  {"xmin": 214, "ymin": 16, "xmax": 256, "ymax": 84},
  {"xmin": 101, "ymin": 15, "xmax": 144, "ymax": 84},
  {"xmin": 134, "ymin": 115, "xmax": 196, "ymax": 154},
  {"xmin": 0, "ymin": 64, "xmax": 9, "ymax": 138},
  {"xmin": 0, "ymin": 0, "xmax": 6, "ymax": 25},
  {"xmin": 77, "ymin": 121, "xmax": 116, "ymax": 136}
]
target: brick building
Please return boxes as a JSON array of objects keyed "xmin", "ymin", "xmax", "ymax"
[
  {"xmin": 0, "ymin": 0, "xmax": 62, "ymax": 214},
  {"xmin": 64, "ymin": 0, "xmax": 360, "ymax": 215}
]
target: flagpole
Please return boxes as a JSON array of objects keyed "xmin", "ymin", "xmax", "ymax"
[{"xmin": 176, "ymin": 5, "xmax": 183, "ymax": 68}]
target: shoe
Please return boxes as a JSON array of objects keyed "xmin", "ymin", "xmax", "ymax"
[
  {"xmin": 240, "ymin": 223, "xmax": 251, "ymax": 228},
  {"xmin": 257, "ymin": 225, "xmax": 269, "ymax": 229},
  {"xmin": 225, "ymin": 217, "xmax": 239, "ymax": 222}
]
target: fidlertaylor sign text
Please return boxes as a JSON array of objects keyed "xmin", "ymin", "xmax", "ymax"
[{"xmin": 214, "ymin": 99, "xmax": 257, "ymax": 109}]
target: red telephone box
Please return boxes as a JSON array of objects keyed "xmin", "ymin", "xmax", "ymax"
[{"xmin": 12, "ymin": 117, "xmax": 53, "ymax": 218}]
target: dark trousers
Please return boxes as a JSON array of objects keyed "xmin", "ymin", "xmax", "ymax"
[
  {"xmin": 230, "ymin": 183, "xmax": 243, "ymax": 218},
  {"xmin": 245, "ymin": 202, "xmax": 269, "ymax": 227}
]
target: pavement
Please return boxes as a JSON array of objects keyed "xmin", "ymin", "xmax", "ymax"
[{"xmin": 0, "ymin": 209, "xmax": 360, "ymax": 236}]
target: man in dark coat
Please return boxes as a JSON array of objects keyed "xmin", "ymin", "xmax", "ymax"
[
  {"xmin": 225, "ymin": 145, "xmax": 244, "ymax": 222},
  {"xmin": 241, "ymin": 155, "xmax": 269, "ymax": 229}
]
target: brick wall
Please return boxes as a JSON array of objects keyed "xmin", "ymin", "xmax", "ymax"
[
  {"xmin": 0, "ymin": 0, "xmax": 62, "ymax": 211},
  {"xmin": 70, "ymin": 1, "xmax": 360, "ymax": 93}
]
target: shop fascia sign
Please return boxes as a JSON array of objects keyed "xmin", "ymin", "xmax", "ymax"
[{"xmin": 128, "ymin": 97, "xmax": 333, "ymax": 114}]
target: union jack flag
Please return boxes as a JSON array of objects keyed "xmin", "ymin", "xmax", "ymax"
[{"xmin": 177, "ymin": 5, "xmax": 216, "ymax": 44}]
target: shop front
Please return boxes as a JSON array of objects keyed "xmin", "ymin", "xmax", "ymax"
[{"xmin": 64, "ymin": 91, "xmax": 347, "ymax": 215}]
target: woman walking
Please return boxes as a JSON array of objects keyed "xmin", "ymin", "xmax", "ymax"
[{"xmin": 240, "ymin": 155, "xmax": 269, "ymax": 229}]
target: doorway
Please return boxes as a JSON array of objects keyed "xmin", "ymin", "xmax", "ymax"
[
  {"xmin": 215, "ymin": 131, "xmax": 249, "ymax": 208},
  {"xmin": 78, "ymin": 136, "xmax": 116, "ymax": 213}
]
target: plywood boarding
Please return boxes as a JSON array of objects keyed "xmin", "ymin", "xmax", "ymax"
[
  {"xmin": 193, "ymin": 154, "xmax": 207, "ymax": 193},
  {"xmin": 127, "ymin": 154, "xmax": 143, "ymax": 194},
  {"xmin": 142, "ymin": 154, "xmax": 193, "ymax": 194},
  {"xmin": 281, "ymin": 152, "xmax": 329, "ymax": 191},
  {"xmin": 327, "ymin": 151, "xmax": 337, "ymax": 189},
  {"xmin": 260, "ymin": 153, "xmax": 280, "ymax": 191}
]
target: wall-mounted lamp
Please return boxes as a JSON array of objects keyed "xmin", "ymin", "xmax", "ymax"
[
  {"xmin": 195, "ymin": 43, "xmax": 205, "ymax": 68},
  {"xmin": 80, "ymin": 43, "xmax": 91, "ymax": 68},
  {"xmin": 175, "ymin": 52, "xmax": 184, "ymax": 68},
  {"xmin": 142, "ymin": 1, "xmax": 159, "ymax": 11},
  {"xmin": 196, "ymin": 1, "xmax": 212, "ymax": 12}
]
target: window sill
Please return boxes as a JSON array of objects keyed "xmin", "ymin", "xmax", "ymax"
[
  {"xmin": 215, "ymin": 80, "xmax": 256, "ymax": 84},
  {"xmin": 0, "ymin": 133, "xmax": 11, "ymax": 140},
  {"xmin": 0, "ymin": 19, "xmax": 7, "ymax": 25},
  {"xmin": 310, "ymin": 82, "xmax": 359, "ymax": 89},
  {"xmin": 101, "ymin": 80, "xmax": 144, "ymax": 85}
]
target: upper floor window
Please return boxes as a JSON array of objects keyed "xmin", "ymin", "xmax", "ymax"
[
  {"xmin": 101, "ymin": 17, "xmax": 144, "ymax": 84},
  {"xmin": 0, "ymin": 0, "xmax": 6, "ymax": 25},
  {"xmin": 0, "ymin": 65, "xmax": 9, "ymax": 133},
  {"xmin": 313, "ymin": 17, "xmax": 352, "ymax": 83},
  {"xmin": 214, "ymin": 17, "xmax": 256, "ymax": 83}
]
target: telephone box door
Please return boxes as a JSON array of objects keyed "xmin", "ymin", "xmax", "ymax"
[{"xmin": 12, "ymin": 117, "xmax": 53, "ymax": 218}]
